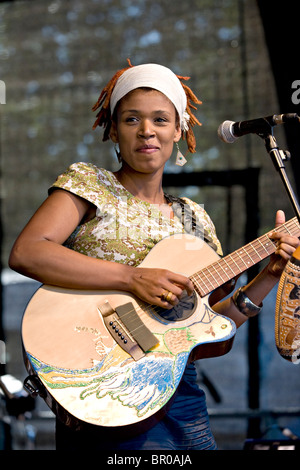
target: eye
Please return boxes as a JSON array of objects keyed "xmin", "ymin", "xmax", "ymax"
[
  {"xmin": 125, "ymin": 116, "xmax": 139, "ymax": 123},
  {"xmin": 154, "ymin": 116, "xmax": 169, "ymax": 124}
]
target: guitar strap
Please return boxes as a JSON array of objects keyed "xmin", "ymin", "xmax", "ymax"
[{"xmin": 164, "ymin": 193, "xmax": 218, "ymax": 253}]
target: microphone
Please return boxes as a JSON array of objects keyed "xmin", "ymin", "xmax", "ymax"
[
  {"xmin": 218, "ymin": 113, "xmax": 300, "ymax": 143},
  {"xmin": 275, "ymin": 246, "xmax": 300, "ymax": 363}
]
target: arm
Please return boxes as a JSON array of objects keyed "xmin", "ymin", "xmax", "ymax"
[
  {"xmin": 212, "ymin": 210, "xmax": 300, "ymax": 328},
  {"xmin": 9, "ymin": 189, "xmax": 193, "ymax": 307}
]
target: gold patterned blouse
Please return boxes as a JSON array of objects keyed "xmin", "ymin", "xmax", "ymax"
[{"xmin": 50, "ymin": 162, "xmax": 222, "ymax": 265}]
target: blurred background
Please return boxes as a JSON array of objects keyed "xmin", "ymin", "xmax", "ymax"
[{"xmin": 0, "ymin": 0, "xmax": 299, "ymax": 450}]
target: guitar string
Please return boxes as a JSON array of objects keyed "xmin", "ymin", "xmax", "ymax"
[
  {"xmin": 194, "ymin": 218, "xmax": 300, "ymax": 295},
  {"xmin": 161, "ymin": 218, "xmax": 298, "ymax": 305},
  {"xmin": 105, "ymin": 217, "xmax": 300, "ymax": 342},
  {"xmin": 183, "ymin": 218, "xmax": 299, "ymax": 299},
  {"xmin": 128, "ymin": 220, "xmax": 300, "ymax": 334}
]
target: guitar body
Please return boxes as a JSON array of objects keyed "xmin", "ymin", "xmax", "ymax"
[{"xmin": 22, "ymin": 234, "xmax": 236, "ymax": 433}]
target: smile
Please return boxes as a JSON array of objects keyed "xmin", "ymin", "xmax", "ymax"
[{"xmin": 136, "ymin": 145, "xmax": 159, "ymax": 153}]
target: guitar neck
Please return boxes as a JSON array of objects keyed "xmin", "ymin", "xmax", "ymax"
[{"xmin": 191, "ymin": 217, "xmax": 300, "ymax": 297}]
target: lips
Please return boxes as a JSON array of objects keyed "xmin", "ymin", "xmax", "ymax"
[{"xmin": 136, "ymin": 145, "xmax": 159, "ymax": 153}]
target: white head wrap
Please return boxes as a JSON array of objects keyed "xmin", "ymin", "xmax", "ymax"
[{"xmin": 110, "ymin": 64, "xmax": 190, "ymax": 131}]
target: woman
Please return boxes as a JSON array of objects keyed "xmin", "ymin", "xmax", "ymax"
[{"xmin": 9, "ymin": 61, "xmax": 299, "ymax": 450}]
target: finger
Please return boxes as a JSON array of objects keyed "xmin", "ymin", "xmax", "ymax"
[
  {"xmin": 270, "ymin": 233, "xmax": 300, "ymax": 251},
  {"xmin": 168, "ymin": 273, "xmax": 194, "ymax": 295},
  {"xmin": 269, "ymin": 211, "xmax": 286, "ymax": 238},
  {"xmin": 160, "ymin": 285, "xmax": 182, "ymax": 303},
  {"xmin": 275, "ymin": 241, "xmax": 299, "ymax": 259},
  {"xmin": 270, "ymin": 232, "xmax": 297, "ymax": 242},
  {"xmin": 268, "ymin": 231, "xmax": 300, "ymax": 254},
  {"xmin": 275, "ymin": 209, "xmax": 285, "ymax": 227},
  {"xmin": 158, "ymin": 290, "xmax": 179, "ymax": 309}
]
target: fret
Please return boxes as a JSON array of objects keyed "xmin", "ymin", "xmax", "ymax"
[
  {"xmin": 227, "ymin": 253, "xmax": 241, "ymax": 274},
  {"xmin": 249, "ymin": 241, "xmax": 263, "ymax": 262},
  {"xmin": 281, "ymin": 223, "xmax": 292, "ymax": 234},
  {"xmin": 215, "ymin": 259, "xmax": 232, "ymax": 281},
  {"xmin": 193, "ymin": 217, "xmax": 300, "ymax": 297},
  {"xmin": 291, "ymin": 218, "xmax": 300, "ymax": 235},
  {"xmin": 223, "ymin": 256, "xmax": 243, "ymax": 277},
  {"xmin": 211, "ymin": 262, "xmax": 227, "ymax": 285},
  {"xmin": 191, "ymin": 271, "xmax": 213, "ymax": 294},
  {"xmin": 260, "ymin": 235, "xmax": 277, "ymax": 255},
  {"xmin": 258, "ymin": 235, "xmax": 276, "ymax": 255},
  {"xmin": 235, "ymin": 248, "xmax": 252, "ymax": 269},
  {"xmin": 200, "ymin": 267, "xmax": 218, "ymax": 290},
  {"xmin": 221, "ymin": 257, "xmax": 236, "ymax": 277},
  {"xmin": 204, "ymin": 267, "xmax": 218, "ymax": 285},
  {"xmin": 279, "ymin": 218, "xmax": 299, "ymax": 236},
  {"xmin": 253, "ymin": 240, "xmax": 267, "ymax": 257},
  {"xmin": 191, "ymin": 275, "xmax": 203, "ymax": 296}
]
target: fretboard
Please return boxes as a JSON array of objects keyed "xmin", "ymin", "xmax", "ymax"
[{"xmin": 191, "ymin": 217, "xmax": 300, "ymax": 297}]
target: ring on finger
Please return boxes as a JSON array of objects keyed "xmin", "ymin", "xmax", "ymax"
[{"xmin": 162, "ymin": 291, "xmax": 173, "ymax": 302}]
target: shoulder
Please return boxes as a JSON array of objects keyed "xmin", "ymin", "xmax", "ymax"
[
  {"xmin": 49, "ymin": 163, "xmax": 116, "ymax": 205},
  {"xmin": 53, "ymin": 162, "xmax": 108, "ymax": 183},
  {"xmin": 50, "ymin": 163, "xmax": 113, "ymax": 193}
]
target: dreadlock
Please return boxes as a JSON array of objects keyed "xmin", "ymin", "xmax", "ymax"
[
  {"xmin": 92, "ymin": 60, "xmax": 202, "ymax": 154},
  {"xmin": 177, "ymin": 76, "xmax": 202, "ymax": 153}
]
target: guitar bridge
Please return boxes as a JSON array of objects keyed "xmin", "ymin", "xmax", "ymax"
[{"xmin": 98, "ymin": 301, "xmax": 158, "ymax": 361}]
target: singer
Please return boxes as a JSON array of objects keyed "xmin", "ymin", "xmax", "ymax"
[{"xmin": 9, "ymin": 61, "xmax": 300, "ymax": 451}]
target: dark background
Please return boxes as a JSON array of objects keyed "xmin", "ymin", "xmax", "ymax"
[{"xmin": 0, "ymin": 0, "xmax": 299, "ymax": 450}]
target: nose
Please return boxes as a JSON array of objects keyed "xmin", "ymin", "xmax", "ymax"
[{"xmin": 138, "ymin": 119, "xmax": 155, "ymax": 139}]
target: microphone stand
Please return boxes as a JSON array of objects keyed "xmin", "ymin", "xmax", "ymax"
[
  {"xmin": 260, "ymin": 131, "xmax": 300, "ymax": 224},
  {"xmin": 245, "ymin": 124, "xmax": 300, "ymax": 439}
]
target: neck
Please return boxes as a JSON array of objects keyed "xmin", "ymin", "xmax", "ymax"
[{"xmin": 114, "ymin": 167, "xmax": 166, "ymax": 205}]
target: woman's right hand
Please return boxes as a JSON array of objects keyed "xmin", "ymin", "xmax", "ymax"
[{"xmin": 128, "ymin": 267, "xmax": 194, "ymax": 309}]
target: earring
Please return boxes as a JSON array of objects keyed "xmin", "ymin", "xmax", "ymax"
[
  {"xmin": 114, "ymin": 143, "xmax": 122, "ymax": 163},
  {"xmin": 175, "ymin": 143, "xmax": 187, "ymax": 166}
]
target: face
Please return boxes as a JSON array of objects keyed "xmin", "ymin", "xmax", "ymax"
[{"xmin": 109, "ymin": 88, "xmax": 182, "ymax": 175}]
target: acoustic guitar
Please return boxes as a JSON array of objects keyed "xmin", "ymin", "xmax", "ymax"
[{"xmin": 22, "ymin": 217, "xmax": 300, "ymax": 434}]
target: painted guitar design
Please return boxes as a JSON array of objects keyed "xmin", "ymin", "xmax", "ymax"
[{"xmin": 22, "ymin": 217, "xmax": 300, "ymax": 433}]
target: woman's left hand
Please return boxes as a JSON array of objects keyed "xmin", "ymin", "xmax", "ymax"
[{"xmin": 267, "ymin": 210, "xmax": 300, "ymax": 277}]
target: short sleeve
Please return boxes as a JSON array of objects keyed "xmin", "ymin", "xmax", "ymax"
[{"xmin": 49, "ymin": 162, "xmax": 107, "ymax": 207}]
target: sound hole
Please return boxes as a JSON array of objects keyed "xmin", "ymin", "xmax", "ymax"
[{"xmin": 155, "ymin": 290, "xmax": 197, "ymax": 322}]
